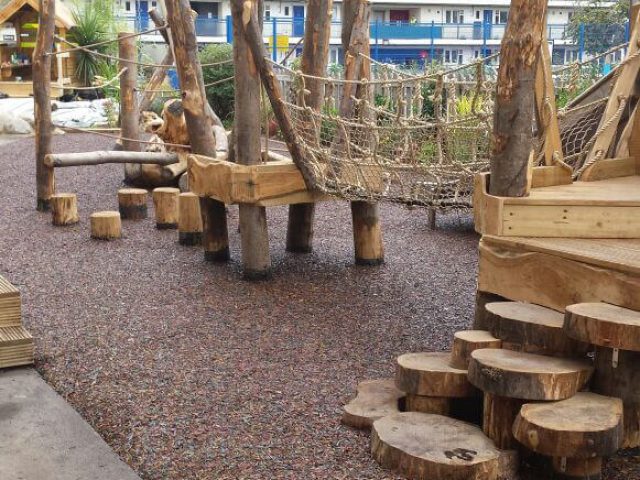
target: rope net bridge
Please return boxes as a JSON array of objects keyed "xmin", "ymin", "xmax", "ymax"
[{"xmin": 266, "ymin": 44, "xmax": 627, "ymax": 210}]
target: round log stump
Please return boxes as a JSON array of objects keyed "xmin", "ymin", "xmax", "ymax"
[
  {"xmin": 396, "ymin": 352, "xmax": 476, "ymax": 398},
  {"xmin": 371, "ymin": 412, "xmax": 501, "ymax": 480},
  {"xmin": 405, "ymin": 394, "xmax": 450, "ymax": 415},
  {"xmin": 486, "ymin": 302, "xmax": 589, "ymax": 356},
  {"xmin": 90, "ymin": 211, "xmax": 121, "ymax": 240},
  {"xmin": 118, "ymin": 188, "xmax": 148, "ymax": 220},
  {"xmin": 450, "ymin": 330, "xmax": 502, "ymax": 369},
  {"xmin": 50, "ymin": 193, "xmax": 79, "ymax": 226},
  {"xmin": 342, "ymin": 378, "xmax": 404, "ymax": 430},
  {"xmin": 468, "ymin": 348, "xmax": 593, "ymax": 401},
  {"xmin": 513, "ymin": 392, "xmax": 623, "ymax": 458},
  {"xmin": 152, "ymin": 187, "xmax": 180, "ymax": 229},
  {"xmin": 483, "ymin": 392, "xmax": 523, "ymax": 450},
  {"xmin": 178, "ymin": 192, "xmax": 203, "ymax": 246}
]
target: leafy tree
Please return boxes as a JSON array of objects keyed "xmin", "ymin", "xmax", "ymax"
[
  {"xmin": 199, "ymin": 44, "xmax": 235, "ymax": 124},
  {"xmin": 567, "ymin": 0, "xmax": 630, "ymax": 55}
]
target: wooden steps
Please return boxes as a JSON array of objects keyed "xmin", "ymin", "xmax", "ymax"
[
  {"xmin": 371, "ymin": 412, "xmax": 502, "ymax": 480},
  {"xmin": 0, "ymin": 275, "xmax": 20, "ymax": 327},
  {"xmin": 342, "ymin": 379, "xmax": 404, "ymax": 429},
  {"xmin": 484, "ymin": 302, "xmax": 588, "ymax": 356},
  {"xmin": 0, "ymin": 275, "xmax": 33, "ymax": 368},
  {"xmin": 565, "ymin": 302, "xmax": 640, "ymax": 448},
  {"xmin": 396, "ymin": 352, "xmax": 475, "ymax": 398}
]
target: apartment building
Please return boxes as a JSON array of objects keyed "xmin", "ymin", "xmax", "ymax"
[{"xmin": 122, "ymin": 0, "xmax": 621, "ymax": 66}]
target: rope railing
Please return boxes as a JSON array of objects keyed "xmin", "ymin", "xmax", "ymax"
[
  {"xmin": 47, "ymin": 26, "xmax": 167, "ymax": 56},
  {"xmin": 56, "ymin": 124, "xmax": 192, "ymax": 150}
]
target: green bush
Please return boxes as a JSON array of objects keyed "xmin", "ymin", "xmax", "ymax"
[
  {"xmin": 68, "ymin": 0, "xmax": 117, "ymax": 87},
  {"xmin": 199, "ymin": 44, "xmax": 235, "ymax": 124}
]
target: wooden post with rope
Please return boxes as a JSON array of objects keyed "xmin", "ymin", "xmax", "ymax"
[
  {"xmin": 164, "ymin": 0, "xmax": 230, "ymax": 262},
  {"xmin": 489, "ymin": 0, "xmax": 548, "ymax": 197},
  {"xmin": 232, "ymin": 0, "xmax": 271, "ymax": 279},
  {"xmin": 341, "ymin": 0, "xmax": 384, "ymax": 265},
  {"xmin": 33, "ymin": 0, "xmax": 56, "ymax": 211},
  {"xmin": 119, "ymin": 32, "xmax": 141, "ymax": 153},
  {"xmin": 285, "ymin": 0, "xmax": 334, "ymax": 253}
]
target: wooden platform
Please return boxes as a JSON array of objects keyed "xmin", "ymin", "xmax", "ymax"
[
  {"xmin": 188, "ymin": 154, "xmax": 331, "ymax": 207},
  {"xmin": 474, "ymin": 167, "xmax": 640, "ymax": 238},
  {"xmin": 478, "ymin": 235, "xmax": 640, "ymax": 312}
]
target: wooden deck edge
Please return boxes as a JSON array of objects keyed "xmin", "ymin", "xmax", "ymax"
[
  {"xmin": 474, "ymin": 166, "xmax": 573, "ymax": 235},
  {"xmin": 478, "ymin": 238, "xmax": 640, "ymax": 312}
]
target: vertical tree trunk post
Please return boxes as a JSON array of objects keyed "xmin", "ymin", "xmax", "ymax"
[
  {"xmin": 33, "ymin": 0, "xmax": 56, "ymax": 211},
  {"xmin": 285, "ymin": 0, "xmax": 334, "ymax": 253},
  {"xmin": 231, "ymin": 0, "xmax": 271, "ymax": 280},
  {"xmin": 119, "ymin": 32, "xmax": 141, "ymax": 153},
  {"xmin": 489, "ymin": 0, "xmax": 548, "ymax": 197},
  {"xmin": 342, "ymin": 0, "xmax": 384, "ymax": 266},
  {"xmin": 139, "ymin": 9, "xmax": 174, "ymax": 113},
  {"xmin": 164, "ymin": 0, "xmax": 230, "ymax": 261}
]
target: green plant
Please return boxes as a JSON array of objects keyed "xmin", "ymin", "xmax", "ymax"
[
  {"xmin": 567, "ymin": 0, "xmax": 629, "ymax": 55},
  {"xmin": 68, "ymin": 0, "xmax": 117, "ymax": 87},
  {"xmin": 199, "ymin": 43, "xmax": 235, "ymax": 123}
]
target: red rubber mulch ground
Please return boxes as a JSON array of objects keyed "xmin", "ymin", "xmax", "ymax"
[{"xmin": 0, "ymin": 134, "xmax": 637, "ymax": 479}]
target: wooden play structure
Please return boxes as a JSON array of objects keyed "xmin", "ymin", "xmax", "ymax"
[
  {"xmin": 0, "ymin": 274, "xmax": 33, "ymax": 368},
  {"xmin": 342, "ymin": 1, "xmax": 640, "ymax": 479},
  {"xmin": 0, "ymin": 0, "xmax": 75, "ymax": 97}
]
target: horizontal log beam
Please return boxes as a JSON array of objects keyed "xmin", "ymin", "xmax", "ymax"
[{"xmin": 44, "ymin": 151, "xmax": 180, "ymax": 167}]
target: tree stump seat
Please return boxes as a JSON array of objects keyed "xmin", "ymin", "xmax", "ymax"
[
  {"xmin": 485, "ymin": 302, "xmax": 589, "ymax": 357},
  {"xmin": 342, "ymin": 378, "xmax": 404, "ymax": 430},
  {"xmin": 513, "ymin": 392, "xmax": 623, "ymax": 480},
  {"xmin": 371, "ymin": 412, "xmax": 502, "ymax": 480}
]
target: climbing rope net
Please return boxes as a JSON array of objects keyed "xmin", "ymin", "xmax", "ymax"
[{"xmin": 267, "ymin": 43, "xmax": 628, "ymax": 209}]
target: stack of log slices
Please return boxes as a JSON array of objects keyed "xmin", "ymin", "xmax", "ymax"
[{"xmin": 343, "ymin": 300, "xmax": 640, "ymax": 480}]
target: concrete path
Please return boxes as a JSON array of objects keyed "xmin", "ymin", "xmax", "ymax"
[{"xmin": 0, "ymin": 368, "xmax": 141, "ymax": 480}]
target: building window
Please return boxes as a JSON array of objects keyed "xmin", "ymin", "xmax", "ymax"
[
  {"xmin": 264, "ymin": 3, "xmax": 271, "ymax": 19},
  {"xmin": 444, "ymin": 49, "xmax": 463, "ymax": 64},
  {"xmin": 445, "ymin": 10, "xmax": 464, "ymax": 24},
  {"xmin": 284, "ymin": 6, "xmax": 289, "ymax": 16},
  {"xmin": 494, "ymin": 10, "xmax": 508, "ymax": 24},
  {"xmin": 151, "ymin": 1, "xmax": 156, "ymax": 7},
  {"xmin": 565, "ymin": 49, "xmax": 579, "ymax": 64},
  {"xmin": 475, "ymin": 11, "xmax": 481, "ymax": 21},
  {"xmin": 125, "ymin": 1, "xmax": 131, "ymax": 12}
]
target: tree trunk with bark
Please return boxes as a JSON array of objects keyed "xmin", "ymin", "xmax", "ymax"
[
  {"xmin": 341, "ymin": 0, "xmax": 384, "ymax": 266},
  {"xmin": 165, "ymin": 0, "xmax": 230, "ymax": 261},
  {"xmin": 286, "ymin": 0, "xmax": 334, "ymax": 254},
  {"xmin": 231, "ymin": 0, "xmax": 271, "ymax": 279},
  {"xmin": 33, "ymin": 0, "xmax": 56, "ymax": 211},
  {"xmin": 489, "ymin": 0, "xmax": 548, "ymax": 197}
]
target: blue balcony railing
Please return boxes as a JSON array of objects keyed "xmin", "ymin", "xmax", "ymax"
[{"xmin": 119, "ymin": 15, "xmax": 629, "ymax": 65}]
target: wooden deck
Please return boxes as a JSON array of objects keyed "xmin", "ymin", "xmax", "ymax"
[
  {"xmin": 478, "ymin": 235, "xmax": 640, "ymax": 312},
  {"xmin": 0, "ymin": 81, "xmax": 64, "ymax": 98},
  {"xmin": 475, "ymin": 168, "xmax": 640, "ymax": 238}
]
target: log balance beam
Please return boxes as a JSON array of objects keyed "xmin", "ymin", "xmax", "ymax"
[{"xmin": 44, "ymin": 151, "xmax": 180, "ymax": 168}]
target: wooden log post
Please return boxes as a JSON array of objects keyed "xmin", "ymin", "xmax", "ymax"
[
  {"xmin": 33, "ymin": 0, "xmax": 56, "ymax": 211},
  {"xmin": 231, "ymin": 0, "xmax": 271, "ymax": 279},
  {"xmin": 341, "ymin": 0, "xmax": 384, "ymax": 265},
  {"xmin": 164, "ymin": 0, "xmax": 230, "ymax": 262},
  {"xmin": 119, "ymin": 32, "xmax": 141, "ymax": 153},
  {"xmin": 152, "ymin": 187, "xmax": 180, "ymax": 229},
  {"xmin": 118, "ymin": 188, "xmax": 148, "ymax": 220},
  {"xmin": 178, "ymin": 192, "xmax": 203, "ymax": 245},
  {"xmin": 285, "ymin": 0, "xmax": 334, "ymax": 253},
  {"xmin": 50, "ymin": 193, "xmax": 79, "ymax": 226},
  {"xmin": 90, "ymin": 211, "xmax": 122, "ymax": 240},
  {"xmin": 45, "ymin": 151, "xmax": 179, "ymax": 167},
  {"xmin": 489, "ymin": 0, "xmax": 548, "ymax": 197}
]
